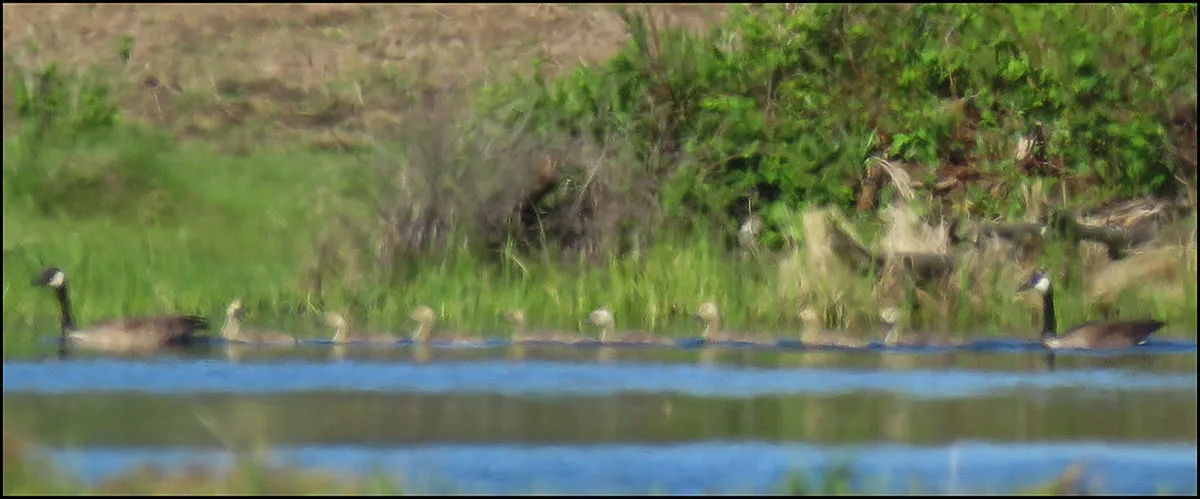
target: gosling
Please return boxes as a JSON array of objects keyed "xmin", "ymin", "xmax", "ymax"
[
  {"xmin": 879, "ymin": 306, "xmax": 963, "ymax": 347},
  {"xmin": 410, "ymin": 305, "xmax": 486, "ymax": 345},
  {"xmin": 799, "ymin": 307, "xmax": 867, "ymax": 348},
  {"xmin": 505, "ymin": 309, "xmax": 592, "ymax": 344},
  {"xmin": 326, "ymin": 311, "xmax": 398, "ymax": 345},
  {"xmin": 221, "ymin": 299, "xmax": 298, "ymax": 346},
  {"xmin": 695, "ymin": 302, "xmax": 778, "ymax": 346},
  {"xmin": 587, "ymin": 308, "xmax": 674, "ymax": 346}
]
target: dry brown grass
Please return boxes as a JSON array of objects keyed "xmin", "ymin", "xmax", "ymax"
[
  {"xmin": 2, "ymin": 4, "xmax": 725, "ymax": 144},
  {"xmin": 1086, "ymin": 244, "xmax": 1197, "ymax": 311},
  {"xmin": 777, "ymin": 201, "xmax": 1051, "ymax": 331},
  {"xmin": 877, "ymin": 202, "xmax": 951, "ymax": 255},
  {"xmin": 777, "ymin": 207, "xmax": 883, "ymax": 329},
  {"xmin": 3, "ymin": 4, "xmax": 728, "ymax": 264}
]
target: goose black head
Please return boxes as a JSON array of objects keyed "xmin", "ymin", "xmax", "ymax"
[
  {"xmin": 32, "ymin": 267, "xmax": 67, "ymax": 288},
  {"xmin": 1017, "ymin": 269, "xmax": 1052, "ymax": 295}
]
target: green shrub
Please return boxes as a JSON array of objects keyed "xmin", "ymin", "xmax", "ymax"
[
  {"xmin": 480, "ymin": 4, "xmax": 1197, "ymax": 248},
  {"xmin": 4, "ymin": 64, "xmax": 190, "ymax": 224}
]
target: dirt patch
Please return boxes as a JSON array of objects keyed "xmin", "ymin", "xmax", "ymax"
[{"xmin": 2, "ymin": 5, "xmax": 725, "ymax": 143}]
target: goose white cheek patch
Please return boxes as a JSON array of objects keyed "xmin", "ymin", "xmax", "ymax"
[
  {"xmin": 48, "ymin": 271, "xmax": 66, "ymax": 288},
  {"xmin": 1034, "ymin": 276, "xmax": 1051, "ymax": 293}
]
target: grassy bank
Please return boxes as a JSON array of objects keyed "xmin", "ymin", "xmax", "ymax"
[
  {"xmin": 2, "ymin": 5, "xmax": 1196, "ymax": 354},
  {"xmin": 3, "ymin": 127, "xmax": 1195, "ymax": 350},
  {"xmin": 3, "ymin": 158, "xmax": 1195, "ymax": 355}
]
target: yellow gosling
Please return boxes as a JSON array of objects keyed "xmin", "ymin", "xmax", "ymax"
[
  {"xmin": 409, "ymin": 305, "xmax": 485, "ymax": 345},
  {"xmin": 879, "ymin": 306, "xmax": 963, "ymax": 347},
  {"xmin": 798, "ymin": 307, "xmax": 866, "ymax": 348},
  {"xmin": 505, "ymin": 309, "xmax": 592, "ymax": 344},
  {"xmin": 695, "ymin": 302, "xmax": 777, "ymax": 345},
  {"xmin": 587, "ymin": 308, "xmax": 674, "ymax": 346},
  {"xmin": 326, "ymin": 312, "xmax": 398, "ymax": 345},
  {"xmin": 221, "ymin": 299, "xmax": 298, "ymax": 346}
]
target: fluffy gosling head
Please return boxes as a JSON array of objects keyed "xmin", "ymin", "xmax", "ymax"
[
  {"xmin": 504, "ymin": 309, "xmax": 527, "ymax": 326},
  {"xmin": 32, "ymin": 267, "xmax": 67, "ymax": 288},
  {"xmin": 226, "ymin": 298, "xmax": 246, "ymax": 318},
  {"xmin": 588, "ymin": 308, "xmax": 615, "ymax": 328},
  {"xmin": 879, "ymin": 306, "xmax": 901, "ymax": 326},
  {"xmin": 410, "ymin": 305, "xmax": 436, "ymax": 326},
  {"xmin": 695, "ymin": 302, "xmax": 720, "ymax": 322},
  {"xmin": 799, "ymin": 307, "xmax": 821, "ymax": 325},
  {"xmin": 325, "ymin": 311, "xmax": 349, "ymax": 330}
]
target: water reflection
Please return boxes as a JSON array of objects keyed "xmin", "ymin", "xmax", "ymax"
[{"xmin": 6, "ymin": 389, "xmax": 1195, "ymax": 447}]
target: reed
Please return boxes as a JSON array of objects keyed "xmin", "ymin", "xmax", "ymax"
[
  {"xmin": 4, "ymin": 148, "xmax": 1196, "ymax": 354},
  {"xmin": 4, "ymin": 5, "xmax": 1195, "ymax": 354}
]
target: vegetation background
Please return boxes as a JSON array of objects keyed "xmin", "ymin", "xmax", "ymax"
[
  {"xmin": 2, "ymin": 4, "xmax": 1196, "ymax": 349},
  {"xmin": 2, "ymin": 4, "xmax": 1196, "ymax": 494}
]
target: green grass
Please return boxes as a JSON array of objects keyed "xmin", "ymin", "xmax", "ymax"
[
  {"xmin": 3, "ymin": 28, "xmax": 1196, "ymax": 356},
  {"xmin": 3, "ymin": 124, "xmax": 1197, "ymax": 356}
]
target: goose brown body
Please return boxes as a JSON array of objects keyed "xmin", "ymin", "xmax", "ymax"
[
  {"xmin": 505, "ymin": 310, "xmax": 592, "ymax": 344},
  {"xmin": 587, "ymin": 308, "xmax": 674, "ymax": 345},
  {"xmin": 31, "ymin": 267, "xmax": 209, "ymax": 352},
  {"xmin": 695, "ymin": 302, "xmax": 777, "ymax": 345},
  {"xmin": 1019, "ymin": 270, "xmax": 1164, "ymax": 350},
  {"xmin": 1048, "ymin": 320, "xmax": 1165, "ymax": 349}
]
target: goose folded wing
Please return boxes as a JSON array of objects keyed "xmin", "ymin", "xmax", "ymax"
[{"xmin": 86, "ymin": 315, "xmax": 206, "ymax": 335}]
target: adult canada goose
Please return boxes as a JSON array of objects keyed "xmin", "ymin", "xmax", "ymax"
[
  {"xmin": 221, "ymin": 299, "xmax": 298, "ymax": 346},
  {"xmin": 410, "ymin": 305, "xmax": 485, "ymax": 345},
  {"xmin": 879, "ymin": 306, "xmax": 964, "ymax": 347},
  {"xmin": 31, "ymin": 267, "xmax": 209, "ymax": 352},
  {"xmin": 695, "ymin": 302, "xmax": 777, "ymax": 345},
  {"xmin": 325, "ymin": 311, "xmax": 397, "ymax": 345},
  {"xmin": 799, "ymin": 307, "xmax": 867, "ymax": 348},
  {"xmin": 587, "ymin": 308, "xmax": 674, "ymax": 345},
  {"xmin": 1017, "ymin": 269, "xmax": 1165, "ymax": 349},
  {"xmin": 504, "ymin": 309, "xmax": 592, "ymax": 344}
]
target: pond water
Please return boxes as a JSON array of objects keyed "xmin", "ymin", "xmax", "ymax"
[{"xmin": 3, "ymin": 338, "xmax": 1197, "ymax": 494}]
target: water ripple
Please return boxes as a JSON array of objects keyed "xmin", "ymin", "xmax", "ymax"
[
  {"xmin": 4, "ymin": 358, "xmax": 1195, "ymax": 397},
  {"xmin": 49, "ymin": 441, "xmax": 1198, "ymax": 494}
]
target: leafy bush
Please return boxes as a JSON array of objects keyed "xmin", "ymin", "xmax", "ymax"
[
  {"xmin": 11, "ymin": 63, "xmax": 119, "ymax": 146},
  {"xmin": 4, "ymin": 63, "xmax": 189, "ymax": 224},
  {"xmin": 481, "ymin": 4, "xmax": 1197, "ymax": 249}
]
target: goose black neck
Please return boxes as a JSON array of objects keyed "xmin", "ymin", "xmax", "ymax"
[
  {"xmin": 55, "ymin": 285, "xmax": 77, "ymax": 333},
  {"xmin": 1040, "ymin": 286, "xmax": 1057, "ymax": 340}
]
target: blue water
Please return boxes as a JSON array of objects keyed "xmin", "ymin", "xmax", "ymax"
[
  {"xmin": 49, "ymin": 442, "xmax": 1198, "ymax": 494},
  {"xmin": 5, "ymin": 340, "xmax": 1198, "ymax": 494},
  {"xmin": 3, "ymin": 355, "xmax": 1196, "ymax": 397}
]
